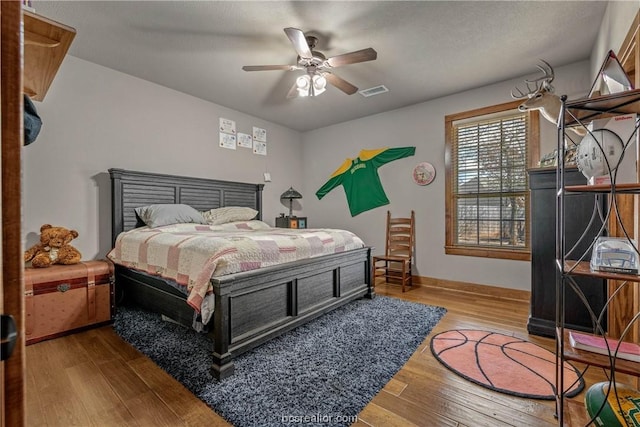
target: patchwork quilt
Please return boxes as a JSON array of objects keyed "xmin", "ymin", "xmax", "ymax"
[{"xmin": 107, "ymin": 221, "xmax": 365, "ymax": 321}]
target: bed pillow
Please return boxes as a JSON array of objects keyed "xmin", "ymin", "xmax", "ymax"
[
  {"xmin": 218, "ymin": 220, "xmax": 271, "ymax": 230},
  {"xmin": 134, "ymin": 204, "xmax": 206, "ymax": 228},
  {"xmin": 201, "ymin": 206, "xmax": 258, "ymax": 225}
]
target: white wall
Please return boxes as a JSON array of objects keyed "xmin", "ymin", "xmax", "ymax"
[
  {"xmin": 302, "ymin": 61, "xmax": 591, "ymax": 291},
  {"xmin": 24, "ymin": 55, "xmax": 303, "ymax": 259},
  {"xmin": 591, "ymin": 1, "xmax": 639, "ymax": 80}
]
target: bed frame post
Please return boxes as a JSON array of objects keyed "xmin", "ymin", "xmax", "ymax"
[
  {"xmin": 365, "ymin": 247, "xmax": 375, "ymax": 299},
  {"xmin": 256, "ymin": 184, "xmax": 264, "ymax": 221},
  {"xmin": 211, "ymin": 280, "xmax": 234, "ymax": 380},
  {"xmin": 110, "ymin": 168, "xmax": 124, "ymax": 246}
]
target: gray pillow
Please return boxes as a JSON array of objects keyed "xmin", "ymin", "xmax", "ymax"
[{"xmin": 134, "ymin": 204, "xmax": 206, "ymax": 228}]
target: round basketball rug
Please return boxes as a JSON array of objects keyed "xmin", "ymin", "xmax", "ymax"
[{"xmin": 430, "ymin": 329, "xmax": 584, "ymax": 400}]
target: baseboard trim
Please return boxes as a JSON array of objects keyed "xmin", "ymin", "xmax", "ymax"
[{"xmin": 412, "ymin": 275, "xmax": 531, "ymax": 302}]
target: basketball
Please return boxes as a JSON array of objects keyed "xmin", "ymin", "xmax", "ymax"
[{"xmin": 584, "ymin": 382, "xmax": 640, "ymax": 426}]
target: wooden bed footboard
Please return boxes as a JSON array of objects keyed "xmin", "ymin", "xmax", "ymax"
[{"xmin": 210, "ymin": 247, "xmax": 373, "ymax": 379}]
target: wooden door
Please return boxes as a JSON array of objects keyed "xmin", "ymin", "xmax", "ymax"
[{"xmin": 1, "ymin": 1, "xmax": 25, "ymax": 426}]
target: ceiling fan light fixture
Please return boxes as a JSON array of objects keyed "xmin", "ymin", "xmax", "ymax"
[
  {"xmin": 312, "ymin": 74, "xmax": 327, "ymax": 93},
  {"xmin": 296, "ymin": 73, "xmax": 326, "ymax": 97},
  {"xmin": 296, "ymin": 74, "xmax": 310, "ymax": 89},
  {"xmin": 297, "ymin": 74, "xmax": 311, "ymax": 97}
]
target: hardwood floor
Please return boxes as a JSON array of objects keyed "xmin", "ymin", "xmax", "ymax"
[
  {"xmin": 362, "ymin": 282, "xmax": 558, "ymax": 427},
  {"xmin": 25, "ymin": 280, "xmax": 620, "ymax": 426}
]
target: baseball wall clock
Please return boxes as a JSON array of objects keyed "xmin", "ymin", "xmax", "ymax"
[{"xmin": 412, "ymin": 162, "xmax": 436, "ymax": 185}]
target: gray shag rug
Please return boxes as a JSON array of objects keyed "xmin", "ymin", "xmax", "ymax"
[{"xmin": 113, "ymin": 296, "xmax": 446, "ymax": 427}]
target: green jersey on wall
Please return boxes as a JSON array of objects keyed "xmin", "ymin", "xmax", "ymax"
[{"xmin": 316, "ymin": 146, "xmax": 416, "ymax": 216}]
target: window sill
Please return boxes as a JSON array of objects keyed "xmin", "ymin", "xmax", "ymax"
[{"xmin": 445, "ymin": 245, "xmax": 531, "ymax": 261}]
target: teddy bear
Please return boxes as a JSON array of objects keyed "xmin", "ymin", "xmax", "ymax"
[{"xmin": 24, "ymin": 224, "xmax": 82, "ymax": 268}]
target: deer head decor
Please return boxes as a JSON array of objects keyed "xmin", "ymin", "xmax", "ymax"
[{"xmin": 512, "ymin": 60, "xmax": 586, "ymax": 140}]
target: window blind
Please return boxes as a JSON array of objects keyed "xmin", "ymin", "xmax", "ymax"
[{"xmin": 452, "ymin": 113, "xmax": 529, "ymax": 248}]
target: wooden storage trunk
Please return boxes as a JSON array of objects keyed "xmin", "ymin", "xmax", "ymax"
[{"xmin": 24, "ymin": 260, "xmax": 114, "ymax": 345}]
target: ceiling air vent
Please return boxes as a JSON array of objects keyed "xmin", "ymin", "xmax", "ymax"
[{"xmin": 359, "ymin": 85, "xmax": 389, "ymax": 97}]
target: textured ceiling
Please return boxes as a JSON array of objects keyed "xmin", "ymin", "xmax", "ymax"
[{"xmin": 34, "ymin": 1, "xmax": 609, "ymax": 132}]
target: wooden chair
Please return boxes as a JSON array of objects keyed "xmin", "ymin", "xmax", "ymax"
[{"xmin": 372, "ymin": 210, "xmax": 415, "ymax": 292}]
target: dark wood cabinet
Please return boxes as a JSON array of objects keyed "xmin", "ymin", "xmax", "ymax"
[{"xmin": 528, "ymin": 167, "xmax": 607, "ymax": 337}]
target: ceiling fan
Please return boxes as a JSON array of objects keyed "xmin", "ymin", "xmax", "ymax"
[{"xmin": 242, "ymin": 27, "xmax": 377, "ymax": 98}]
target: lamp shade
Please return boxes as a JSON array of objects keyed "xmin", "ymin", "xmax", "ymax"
[
  {"xmin": 281, "ymin": 187, "xmax": 302, "ymax": 217},
  {"xmin": 280, "ymin": 187, "xmax": 302, "ymax": 200}
]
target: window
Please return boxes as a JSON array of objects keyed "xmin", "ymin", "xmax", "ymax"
[{"xmin": 445, "ymin": 100, "xmax": 539, "ymax": 260}]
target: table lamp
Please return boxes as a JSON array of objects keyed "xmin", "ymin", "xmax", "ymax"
[{"xmin": 280, "ymin": 187, "xmax": 302, "ymax": 217}]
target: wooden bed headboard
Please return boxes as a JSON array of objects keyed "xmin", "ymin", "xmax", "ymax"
[{"xmin": 109, "ymin": 168, "xmax": 264, "ymax": 244}]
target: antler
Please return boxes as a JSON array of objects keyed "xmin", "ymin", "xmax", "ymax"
[
  {"xmin": 511, "ymin": 60, "xmax": 555, "ymax": 99},
  {"xmin": 511, "ymin": 81, "xmax": 542, "ymax": 99},
  {"xmin": 525, "ymin": 59, "xmax": 554, "ymax": 86}
]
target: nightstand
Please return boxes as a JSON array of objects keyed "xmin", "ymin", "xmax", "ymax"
[{"xmin": 275, "ymin": 216, "xmax": 307, "ymax": 229}]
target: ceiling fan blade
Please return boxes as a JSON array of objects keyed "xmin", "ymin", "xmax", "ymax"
[
  {"xmin": 242, "ymin": 65, "xmax": 297, "ymax": 71},
  {"xmin": 286, "ymin": 82, "xmax": 299, "ymax": 99},
  {"xmin": 284, "ymin": 27, "xmax": 312, "ymax": 59},
  {"xmin": 323, "ymin": 72, "xmax": 358, "ymax": 95},
  {"xmin": 326, "ymin": 48, "xmax": 377, "ymax": 68}
]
